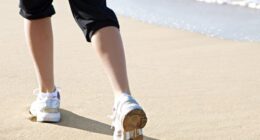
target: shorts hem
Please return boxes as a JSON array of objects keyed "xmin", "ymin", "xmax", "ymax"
[
  {"xmin": 87, "ymin": 21, "xmax": 120, "ymax": 42},
  {"xmin": 19, "ymin": 6, "xmax": 55, "ymax": 20}
]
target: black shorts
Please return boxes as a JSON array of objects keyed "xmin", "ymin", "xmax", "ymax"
[{"xmin": 19, "ymin": 0, "xmax": 120, "ymax": 42}]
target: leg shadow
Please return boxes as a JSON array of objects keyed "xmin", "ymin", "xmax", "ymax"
[{"xmin": 53, "ymin": 108, "xmax": 159, "ymax": 140}]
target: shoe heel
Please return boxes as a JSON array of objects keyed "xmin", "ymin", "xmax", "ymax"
[
  {"xmin": 123, "ymin": 109, "xmax": 147, "ymax": 131},
  {"xmin": 37, "ymin": 112, "xmax": 61, "ymax": 123}
]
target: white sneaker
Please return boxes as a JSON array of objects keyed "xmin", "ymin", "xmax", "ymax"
[
  {"xmin": 29, "ymin": 87, "xmax": 61, "ymax": 122},
  {"xmin": 110, "ymin": 93, "xmax": 148, "ymax": 140}
]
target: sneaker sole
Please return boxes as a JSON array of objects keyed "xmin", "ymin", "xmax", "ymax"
[
  {"xmin": 123, "ymin": 109, "xmax": 147, "ymax": 132},
  {"xmin": 36, "ymin": 112, "xmax": 61, "ymax": 123},
  {"xmin": 29, "ymin": 110, "xmax": 61, "ymax": 123}
]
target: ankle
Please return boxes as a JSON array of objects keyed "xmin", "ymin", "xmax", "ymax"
[
  {"xmin": 37, "ymin": 87, "xmax": 59, "ymax": 98},
  {"xmin": 40, "ymin": 86, "xmax": 56, "ymax": 93},
  {"xmin": 114, "ymin": 91, "xmax": 131, "ymax": 102}
]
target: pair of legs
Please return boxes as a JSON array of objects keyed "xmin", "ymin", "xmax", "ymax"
[
  {"xmin": 24, "ymin": 17, "xmax": 131, "ymax": 98},
  {"xmin": 25, "ymin": 16, "xmax": 147, "ymax": 140},
  {"xmin": 22, "ymin": 1, "xmax": 147, "ymax": 139}
]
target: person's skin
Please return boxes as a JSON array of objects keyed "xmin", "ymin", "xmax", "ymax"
[
  {"xmin": 24, "ymin": 17, "xmax": 55, "ymax": 93},
  {"xmin": 24, "ymin": 17, "xmax": 131, "ymax": 98},
  {"xmin": 91, "ymin": 26, "xmax": 131, "ymax": 97}
]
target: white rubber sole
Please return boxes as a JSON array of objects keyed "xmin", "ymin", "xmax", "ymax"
[{"xmin": 36, "ymin": 112, "xmax": 61, "ymax": 122}]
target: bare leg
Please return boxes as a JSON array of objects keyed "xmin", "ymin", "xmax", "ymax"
[
  {"xmin": 92, "ymin": 27, "xmax": 146, "ymax": 140},
  {"xmin": 24, "ymin": 17, "xmax": 55, "ymax": 93},
  {"xmin": 91, "ymin": 27, "xmax": 131, "ymax": 98}
]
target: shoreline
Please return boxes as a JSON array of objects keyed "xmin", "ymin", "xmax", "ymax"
[{"xmin": 108, "ymin": 0, "xmax": 260, "ymax": 42}]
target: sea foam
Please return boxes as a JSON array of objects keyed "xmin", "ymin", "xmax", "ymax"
[
  {"xmin": 108, "ymin": 0, "xmax": 260, "ymax": 42},
  {"xmin": 196, "ymin": 0, "xmax": 260, "ymax": 9}
]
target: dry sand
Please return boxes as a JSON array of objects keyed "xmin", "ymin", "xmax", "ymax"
[{"xmin": 1, "ymin": 1, "xmax": 260, "ymax": 140}]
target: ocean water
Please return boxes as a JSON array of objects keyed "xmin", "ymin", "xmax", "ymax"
[{"xmin": 108, "ymin": 0, "xmax": 260, "ymax": 42}]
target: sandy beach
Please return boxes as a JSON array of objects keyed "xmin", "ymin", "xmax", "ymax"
[{"xmin": 1, "ymin": 1, "xmax": 260, "ymax": 140}]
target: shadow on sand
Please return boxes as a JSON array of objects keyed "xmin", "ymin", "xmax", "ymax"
[{"xmin": 52, "ymin": 108, "xmax": 159, "ymax": 140}]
